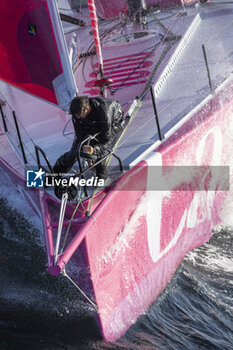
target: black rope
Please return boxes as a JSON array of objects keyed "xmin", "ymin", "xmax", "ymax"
[{"xmin": 111, "ymin": 41, "xmax": 161, "ymax": 95}]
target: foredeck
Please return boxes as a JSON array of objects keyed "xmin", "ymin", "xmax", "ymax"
[
  {"xmin": 0, "ymin": 1, "xmax": 233, "ymax": 177},
  {"xmin": 115, "ymin": 2, "xmax": 233, "ymax": 166}
]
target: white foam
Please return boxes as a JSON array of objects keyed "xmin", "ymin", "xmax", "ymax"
[
  {"xmin": 217, "ymin": 109, "xmax": 233, "ymax": 228},
  {"xmin": 187, "ymin": 242, "xmax": 233, "ymax": 273},
  {"xmin": 0, "ymin": 169, "xmax": 43, "ymax": 245}
]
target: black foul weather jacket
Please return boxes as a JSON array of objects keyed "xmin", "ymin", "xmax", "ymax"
[
  {"xmin": 73, "ymin": 97, "xmax": 124, "ymax": 155},
  {"xmin": 53, "ymin": 97, "xmax": 124, "ymax": 174}
]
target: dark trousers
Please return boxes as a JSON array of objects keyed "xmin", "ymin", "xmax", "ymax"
[
  {"xmin": 53, "ymin": 138, "xmax": 107, "ymax": 178},
  {"xmin": 53, "ymin": 116, "xmax": 125, "ymax": 178}
]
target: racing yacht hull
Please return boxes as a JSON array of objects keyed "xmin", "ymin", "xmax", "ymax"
[{"xmin": 0, "ymin": 0, "xmax": 232, "ymax": 342}]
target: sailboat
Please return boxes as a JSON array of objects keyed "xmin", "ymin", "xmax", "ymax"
[{"xmin": 0, "ymin": 0, "xmax": 232, "ymax": 341}]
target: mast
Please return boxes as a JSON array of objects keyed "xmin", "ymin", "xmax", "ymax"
[{"xmin": 87, "ymin": 0, "xmax": 111, "ymax": 96}]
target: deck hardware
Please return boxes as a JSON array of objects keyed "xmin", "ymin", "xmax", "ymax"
[
  {"xmin": 180, "ymin": 0, "xmax": 187, "ymax": 14},
  {"xmin": 60, "ymin": 13, "xmax": 86, "ymax": 27},
  {"xmin": 150, "ymin": 86, "xmax": 164, "ymax": 141},
  {"xmin": 111, "ymin": 153, "xmax": 123, "ymax": 172},
  {"xmin": 12, "ymin": 111, "xmax": 27, "ymax": 164},
  {"xmin": 28, "ymin": 23, "xmax": 36, "ymax": 36},
  {"xmin": 0, "ymin": 104, "xmax": 8, "ymax": 132},
  {"xmin": 202, "ymin": 44, "xmax": 214, "ymax": 95},
  {"xmin": 35, "ymin": 145, "xmax": 53, "ymax": 173}
]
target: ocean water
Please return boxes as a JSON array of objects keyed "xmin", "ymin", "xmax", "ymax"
[{"xmin": 0, "ymin": 179, "xmax": 233, "ymax": 350}]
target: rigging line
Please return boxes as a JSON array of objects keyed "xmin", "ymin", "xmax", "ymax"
[
  {"xmin": 62, "ymin": 117, "xmax": 74, "ymax": 137},
  {"xmin": 111, "ymin": 46, "xmax": 177, "ymax": 149},
  {"xmin": 67, "ymin": 201, "xmax": 87, "ymax": 214},
  {"xmin": 99, "ymin": 21, "xmax": 122, "ymax": 39},
  {"xmin": 81, "ymin": 50, "xmax": 98, "ymax": 94},
  {"xmin": 79, "ymin": 23, "xmax": 121, "ymax": 67},
  {"xmin": 77, "ymin": 21, "xmax": 121, "ymax": 69},
  {"xmin": 18, "ymin": 141, "xmax": 37, "ymax": 162},
  {"xmin": 117, "ymin": 93, "xmax": 182, "ymax": 148},
  {"xmin": 118, "ymin": 110, "xmax": 160, "ymax": 148},
  {"xmin": 2, "ymin": 115, "xmax": 37, "ymax": 162},
  {"xmin": 81, "ymin": 34, "xmax": 109, "ymax": 92},
  {"xmin": 87, "ymin": 187, "xmax": 98, "ymax": 214},
  {"xmin": 82, "ymin": 24, "xmax": 121, "ymax": 68},
  {"xmin": 105, "ymin": 44, "xmax": 158, "ymax": 78},
  {"xmin": 110, "ymin": 13, "xmax": 178, "ymax": 98},
  {"xmin": 54, "ymin": 193, "xmax": 69, "ymax": 264},
  {"xmin": 80, "ymin": 196, "xmax": 88, "ymax": 211},
  {"xmin": 155, "ymin": 11, "xmax": 179, "ymax": 40},
  {"xmin": 62, "ymin": 268, "xmax": 98, "ymax": 311},
  {"xmin": 60, "ymin": 193, "xmax": 85, "ymax": 253},
  {"xmin": 0, "ymin": 96, "xmax": 39, "ymax": 163},
  {"xmin": 78, "ymin": 22, "xmax": 123, "ymax": 87},
  {"xmin": 207, "ymin": 18, "xmax": 233, "ymax": 44},
  {"xmin": 0, "ymin": 93, "xmax": 37, "ymax": 147},
  {"xmin": 153, "ymin": 12, "xmax": 177, "ymax": 37},
  {"xmin": 73, "ymin": 196, "xmax": 87, "ymax": 213},
  {"xmin": 147, "ymin": 12, "xmax": 178, "ymax": 23},
  {"xmin": 138, "ymin": 13, "xmax": 179, "ymax": 98},
  {"xmin": 90, "ymin": 53, "xmax": 98, "ymax": 79},
  {"xmin": 111, "ymin": 43, "xmax": 161, "ymax": 95},
  {"xmin": 76, "ymin": 42, "xmax": 95, "ymax": 70},
  {"xmin": 75, "ymin": 22, "xmax": 176, "ymax": 158},
  {"xmin": 78, "ymin": 42, "xmax": 95, "ymax": 68},
  {"xmin": 205, "ymin": 1, "xmax": 233, "ymax": 4},
  {"xmin": 118, "ymin": 39, "xmax": 225, "ymax": 149},
  {"xmin": 99, "ymin": 23, "xmax": 123, "ymax": 44},
  {"xmin": 90, "ymin": 24, "xmax": 122, "ymax": 89},
  {"xmin": 117, "ymin": 62, "xmax": 185, "ymax": 149},
  {"xmin": 106, "ymin": 100, "xmax": 142, "ymax": 165}
]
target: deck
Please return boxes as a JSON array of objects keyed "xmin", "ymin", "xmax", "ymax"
[{"xmin": 0, "ymin": 0, "xmax": 233, "ymax": 179}]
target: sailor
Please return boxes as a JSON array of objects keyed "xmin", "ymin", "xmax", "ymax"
[{"xmin": 53, "ymin": 96, "xmax": 125, "ymax": 179}]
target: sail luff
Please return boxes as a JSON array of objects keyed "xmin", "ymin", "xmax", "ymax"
[{"xmin": 45, "ymin": 0, "xmax": 78, "ymax": 110}]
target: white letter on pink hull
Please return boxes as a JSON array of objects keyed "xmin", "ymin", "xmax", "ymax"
[
  {"xmin": 145, "ymin": 152, "xmax": 168, "ymax": 262},
  {"xmin": 187, "ymin": 126, "xmax": 222, "ymax": 228},
  {"xmin": 146, "ymin": 126, "xmax": 222, "ymax": 263}
]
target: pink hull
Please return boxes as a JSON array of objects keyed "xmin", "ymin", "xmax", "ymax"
[
  {"xmin": 0, "ymin": 0, "xmax": 231, "ymax": 343},
  {"xmin": 80, "ymin": 79, "xmax": 231, "ymax": 340},
  {"xmin": 1, "ymin": 75, "xmax": 231, "ymax": 341},
  {"xmin": 103, "ymin": 219, "xmax": 212, "ymax": 340},
  {"xmin": 1, "ymin": 74, "xmax": 232, "ymax": 341}
]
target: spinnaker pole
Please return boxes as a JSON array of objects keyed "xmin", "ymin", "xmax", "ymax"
[{"xmin": 87, "ymin": 0, "xmax": 112, "ymax": 96}]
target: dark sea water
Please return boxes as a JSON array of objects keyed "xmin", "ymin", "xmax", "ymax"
[{"xmin": 0, "ymin": 183, "xmax": 233, "ymax": 350}]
